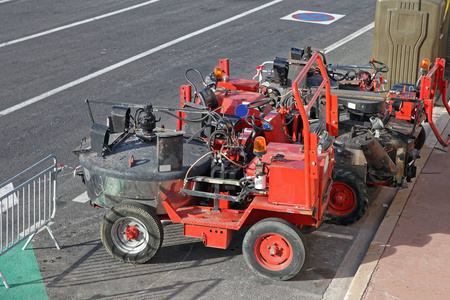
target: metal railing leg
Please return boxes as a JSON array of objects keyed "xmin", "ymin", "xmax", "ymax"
[
  {"xmin": 45, "ymin": 225, "xmax": 60, "ymax": 250},
  {"xmin": 0, "ymin": 269, "xmax": 9, "ymax": 289},
  {"xmin": 22, "ymin": 232, "xmax": 37, "ymax": 250},
  {"xmin": 22, "ymin": 225, "xmax": 60, "ymax": 250}
]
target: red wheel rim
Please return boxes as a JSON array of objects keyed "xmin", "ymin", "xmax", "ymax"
[
  {"xmin": 254, "ymin": 233, "xmax": 292, "ymax": 271},
  {"xmin": 329, "ymin": 182, "xmax": 356, "ymax": 216}
]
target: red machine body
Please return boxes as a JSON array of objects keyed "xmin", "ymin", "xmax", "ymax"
[
  {"xmin": 388, "ymin": 58, "xmax": 450, "ymax": 147},
  {"xmin": 388, "ymin": 90, "xmax": 418, "ymax": 121},
  {"xmin": 217, "ymin": 58, "xmax": 260, "ymax": 92},
  {"xmin": 165, "ymin": 53, "xmax": 337, "ymax": 262},
  {"xmin": 218, "ymin": 78, "xmax": 260, "ymax": 92},
  {"xmin": 419, "ymin": 58, "xmax": 450, "ymax": 147},
  {"xmin": 177, "ymin": 79, "xmax": 270, "ymax": 131},
  {"xmin": 214, "ymin": 88, "xmax": 269, "ymax": 115}
]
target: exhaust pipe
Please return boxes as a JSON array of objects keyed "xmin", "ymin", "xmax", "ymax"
[{"xmin": 360, "ymin": 134, "xmax": 398, "ymax": 177}]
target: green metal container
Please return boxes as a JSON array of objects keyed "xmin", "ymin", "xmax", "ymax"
[{"xmin": 373, "ymin": 0, "xmax": 450, "ymax": 88}]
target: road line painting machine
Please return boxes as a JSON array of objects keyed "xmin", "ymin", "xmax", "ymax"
[
  {"xmin": 74, "ymin": 52, "xmax": 338, "ymax": 280},
  {"xmin": 246, "ymin": 47, "xmax": 450, "ymax": 225}
]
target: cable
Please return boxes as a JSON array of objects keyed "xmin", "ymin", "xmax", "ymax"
[
  {"xmin": 157, "ymin": 109, "xmax": 210, "ymax": 123},
  {"xmin": 220, "ymin": 152, "xmax": 246, "ymax": 168},
  {"xmin": 279, "ymin": 90, "xmax": 293, "ymax": 98},
  {"xmin": 185, "ymin": 68, "xmax": 207, "ymax": 95},
  {"xmin": 183, "ymin": 150, "xmax": 214, "ymax": 188}
]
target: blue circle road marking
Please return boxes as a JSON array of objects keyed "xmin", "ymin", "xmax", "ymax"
[{"xmin": 292, "ymin": 13, "xmax": 335, "ymax": 22}]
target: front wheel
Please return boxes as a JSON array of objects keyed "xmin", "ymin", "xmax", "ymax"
[
  {"xmin": 101, "ymin": 202, "xmax": 163, "ymax": 264},
  {"xmin": 327, "ymin": 169, "xmax": 369, "ymax": 225},
  {"xmin": 242, "ymin": 218, "xmax": 305, "ymax": 280}
]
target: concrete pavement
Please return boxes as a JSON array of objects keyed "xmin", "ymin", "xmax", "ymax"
[{"xmin": 345, "ymin": 108, "xmax": 450, "ymax": 300}]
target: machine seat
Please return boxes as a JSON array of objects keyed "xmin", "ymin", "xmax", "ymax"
[{"xmin": 328, "ymin": 89, "xmax": 386, "ymax": 115}]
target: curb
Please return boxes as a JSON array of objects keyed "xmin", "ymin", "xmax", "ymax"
[{"xmin": 343, "ymin": 107, "xmax": 450, "ymax": 300}]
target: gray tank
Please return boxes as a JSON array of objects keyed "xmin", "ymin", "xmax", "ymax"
[{"xmin": 74, "ymin": 102, "xmax": 211, "ymax": 214}]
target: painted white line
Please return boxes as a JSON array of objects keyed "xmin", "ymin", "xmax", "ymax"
[
  {"xmin": 72, "ymin": 191, "xmax": 90, "ymax": 203},
  {"xmin": 0, "ymin": 0, "xmax": 160, "ymax": 48},
  {"xmin": 0, "ymin": 0, "xmax": 283, "ymax": 117},
  {"xmin": 0, "ymin": 183, "xmax": 19, "ymax": 213},
  {"xmin": 0, "ymin": 0, "xmax": 13, "ymax": 3},
  {"xmin": 313, "ymin": 230, "xmax": 354, "ymax": 240},
  {"xmin": 324, "ymin": 22, "xmax": 375, "ymax": 53}
]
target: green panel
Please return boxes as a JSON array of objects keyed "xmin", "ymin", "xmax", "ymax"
[{"xmin": 0, "ymin": 240, "xmax": 48, "ymax": 300}]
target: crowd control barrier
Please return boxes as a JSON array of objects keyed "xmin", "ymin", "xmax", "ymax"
[{"xmin": 0, "ymin": 155, "xmax": 61, "ymax": 288}]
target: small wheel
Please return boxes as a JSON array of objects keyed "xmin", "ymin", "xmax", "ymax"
[
  {"xmin": 245, "ymin": 98, "xmax": 272, "ymax": 110},
  {"xmin": 414, "ymin": 125, "xmax": 426, "ymax": 150},
  {"xmin": 327, "ymin": 169, "xmax": 369, "ymax": 225},
  {"xmin": 245, "ymin": 115, "xmax": 273, "ymax": 132},
  {"xmin": 101, "ymin": 202, "xmax": 163, "ymax": 264},
  {"xmin": 369, "ymin": 59, "xmax": 389, "ymax": 73},
  {"xmin": 242, "ymin": 218, "xmax": 305, "ymax": 280}
]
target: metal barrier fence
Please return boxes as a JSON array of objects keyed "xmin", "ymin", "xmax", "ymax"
[{"xmin": 0, "ymin": 155, "xmax": 61, "ymax": 288}]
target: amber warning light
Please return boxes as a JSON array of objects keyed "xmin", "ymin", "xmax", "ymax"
[
  {"xmin": 253, "ymin": 136, "xmax": 267, "ymax": 156},
  {"xmin": 213, "ymin": 67, "xmax": 224, "ymax": 80},
  {"xmin": 419, "ymin": 59, "xmax": 430, "ymax": 72}
]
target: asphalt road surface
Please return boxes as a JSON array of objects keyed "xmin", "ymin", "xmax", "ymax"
[{"xmin": 0, "ymin": 0, "xmax": 397, "ymax": 299}]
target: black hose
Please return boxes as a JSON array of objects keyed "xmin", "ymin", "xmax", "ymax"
[{"xmin": 184, "ymin": 68, "xmax": 207, "ymax": 101}]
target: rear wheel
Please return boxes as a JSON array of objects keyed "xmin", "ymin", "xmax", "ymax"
[
  {"xmin": 414, "ymin": 126, "xmax": 426, "ymax": 150},
  {"xmin": 327, "ymin": 169, "xmax": 369, "ymax": 225},
  {"xmin": 242, "ymin": 218, "xmax": 305, "ymax": 280},
  {"xmin": 101, "ymin": 202, "xmax": 163, "ymax": 264}
]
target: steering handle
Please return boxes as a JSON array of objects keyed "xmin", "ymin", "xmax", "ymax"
[
  {"xmin": 244, "ymin": 115, "xmax": 273, "ymax": 132},
  {"xmin": 370, "ymin": 59, "xmax": 389, "ymax": 73}
]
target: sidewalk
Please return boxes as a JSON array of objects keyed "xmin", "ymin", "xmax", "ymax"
[{"xmin": 345, "ymin": 113, "xmax": 450, "ymax": 300}]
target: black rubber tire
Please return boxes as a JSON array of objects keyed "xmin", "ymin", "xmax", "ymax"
[
  {"xmin": 101, "ymin": 202, "xmax": 163, "ymax": 264},
  {"xmin": 242, "ymin": 218, "xmax": 305, "ymax": 280},
  {"xmin": 327, "ymin": 169, "xmax": 369, "ymax": 226},
  {"xmin": 414, "ymin": 125, "xmax": 426, "ymax": 150}
]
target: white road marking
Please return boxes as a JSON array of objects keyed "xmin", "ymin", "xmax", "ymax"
[
  {"xmin": 313, "ymin": 230, "xmax": 354, "ymax": 240},
  {"xmin": 324, "ymin": 22, "xmax": 375, "ymax": 53},
  {"xmin": 72, "ymin": 191, "xmax": 90, "ymax": 203},
  {"xmin": 0, "ymin": 183, "xmax": 18, "ymax": 213},
  {"xmin": 0, "ymin": 0, "xmax": 13, "ymax": 3},
  {"xmin": 0, "ymin": 0, "xmax": 160, "ymax": 48},
  {"xmin": 0, "ymin": 0, "xmax": 283, "ymax": 118}
]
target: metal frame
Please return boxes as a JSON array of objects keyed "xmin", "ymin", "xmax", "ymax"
[
  {"xmin": 419, "ymin": 58, "xmax": 450, "ymax": 147},
  {"xmin": 0, "ymin": 155, "xmax": 61, "ymax": 288},
  {"xmin": 292, "ymin": 52, "xmax": 338, "ymax": 208}
]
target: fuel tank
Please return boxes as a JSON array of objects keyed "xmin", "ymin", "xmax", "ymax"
[{"xmin": 74, "ymin": 133, "xmax": 210, "ymax": 214}]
